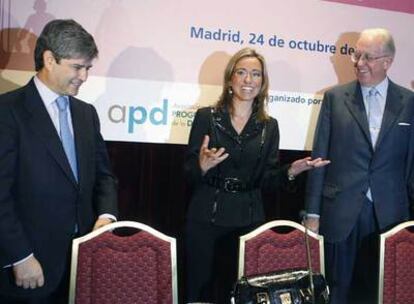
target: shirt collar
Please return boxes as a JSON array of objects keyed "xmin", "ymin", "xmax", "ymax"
[
  {"xmin": 360, "ymin": 77, "xmax": 389, "ymax": 98},
  {"xmin": 33, "ymin": 76, "xmax": 61, "ymax": 106}
]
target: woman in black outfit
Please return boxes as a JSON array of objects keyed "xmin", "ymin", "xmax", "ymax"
[{"xmin": 184, "ymin": 47, "xmax": 329, "ymax": 304}]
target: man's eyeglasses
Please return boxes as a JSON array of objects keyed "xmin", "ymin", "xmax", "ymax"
[{"xmin": 351, "ymin": 52, "xmax": 390, "ymax": 63}]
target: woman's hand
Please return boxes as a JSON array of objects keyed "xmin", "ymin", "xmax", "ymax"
[
  {"xmin": 288, "ymin": 156, "xmax": 330, "ymax": 177},
  {"xmin": 199, "ymin": 135, "xmax": 229, "ymax": 175}
]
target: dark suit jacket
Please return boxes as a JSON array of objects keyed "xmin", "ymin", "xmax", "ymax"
[
  {"xmin": 306, "ymin": 80, "xmax": 414, "ymax": 243},
  {"xmin": 0, "ymin": 79, "xmax": 118, "ymax": 297}
]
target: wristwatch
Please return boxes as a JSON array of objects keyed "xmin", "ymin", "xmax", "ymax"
[{"xmin": 287, "ymin": 168, "xmax": 295, "ymax": 181}]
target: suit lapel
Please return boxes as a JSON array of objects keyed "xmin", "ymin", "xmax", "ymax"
[
  {"xmin": 23, "ymin": 80, "xmax": 78, "ymax": 187},
  {"xmin": 344, "ymin": 82, "xmax": 372, "ymax": 148},
  {"xmin": 375, "ymin": 81, "xmax": 405, "ymax": 148}
]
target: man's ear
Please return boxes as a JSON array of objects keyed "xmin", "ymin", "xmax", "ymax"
[
  {"xmin": 42, "ymin": 50, "xmax": 56, "ymax": 70},
  {"xmin": 383, "ymin": 57, "xmax": 393, "ymax": 71}
]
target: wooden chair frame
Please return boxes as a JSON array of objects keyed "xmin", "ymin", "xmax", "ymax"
[
  {"xmin": 238, "ymin": 219, "xmax": 325, "ymax": 279},
  {"xmin": 68, "ymin": 220, "xmax": 178, "ymax": 304},
  {"xmin": 378, "ymin": 220, "xmax": 414, "ymax": 304}
]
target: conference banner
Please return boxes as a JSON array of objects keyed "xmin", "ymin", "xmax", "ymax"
[{"xmin": 1, "ymin": 0, "xmax": 413, "ymax": 150}]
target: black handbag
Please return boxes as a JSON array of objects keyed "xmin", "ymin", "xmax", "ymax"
[
  {"xmin": 232, "ymin": 215, "xmax": 330, "ymax": 304},
  {"xmin": 232, "ymin": 268, "xmax": 329, "ymax": 304}
]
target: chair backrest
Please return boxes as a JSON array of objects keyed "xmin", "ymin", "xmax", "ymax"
[
  {"xmin": 69, "ymin": 221, "xmax": 178, "ymax": 304},
  {"xmin": 238, "ymin": 220, "xmax": 324, "ymax": 279},
  {"xmin": 379, "ymin": 220, "xmax": 414, "ymax": 304}
]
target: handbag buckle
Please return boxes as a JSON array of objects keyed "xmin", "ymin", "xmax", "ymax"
[
  {"xmin": 256, "ymin": 292, "xmax": 270, "ymax": 304},
  {"xmin": 279, "ymin": 292, "xmax": 293, "ymax": 304}
]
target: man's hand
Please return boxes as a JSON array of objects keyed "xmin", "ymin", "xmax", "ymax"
[
  {"xmin": 303, "ymin": 217, "xmax": 320, "ymax": 234},
  {"xmin": 13, "ymin": 256, "xmax": 44, "ymax": 289},
  {"xmin": 93, "ymin": 217, "xmax": 113, "ymax": 231}
]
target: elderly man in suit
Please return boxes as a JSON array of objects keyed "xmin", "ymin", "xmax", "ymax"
[
  {"xmin": 305, "ymin": 28, "xmax": 414, "ymax": 303},
  {"xmin": 0, "ymin": 19, "xmax": 118, "ymax": 303}
]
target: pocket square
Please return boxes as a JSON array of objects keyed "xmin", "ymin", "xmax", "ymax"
[{"xmin": 398, "ymin": 122, "xmax": 411, "ymax": 126}]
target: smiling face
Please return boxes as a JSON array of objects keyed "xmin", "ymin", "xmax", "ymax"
[
  {"xmin": 229, "ymin": 56, "xmax": 263, "ymax": 105},
  {"xmin": 40, "ymin": 50, "xmax": 92, "ymax": 96},
  {"xmin": 354, "ymin": 33, "xmax": 393, "ymax": 87}
]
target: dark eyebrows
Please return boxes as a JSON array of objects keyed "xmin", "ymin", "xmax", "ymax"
[
  {"xmin": 235, "ymin": 67, "xmax": 262, "ymax": 72},
  {"xmin": 71, "ymin": 63, "xmax": 92, "ymax": 70}
]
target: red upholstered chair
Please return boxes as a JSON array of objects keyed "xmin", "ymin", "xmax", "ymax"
[
  {"xmin": 237, "ymin": 220, "xmax": 325, "ymax": 279},
  {"xmin": 378, "ymin": 220, "xmax": 414, "ymax": 304},
  {"xmin": 68, "ymin": 221, "xmax": 178, "ymax": 304}
]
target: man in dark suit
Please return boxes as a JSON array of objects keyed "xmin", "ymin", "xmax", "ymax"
[
  {"xmin": 305, "ymin": 28, "xmax": 414, "ymax": 304},
  {"xmin": 0, "ymin": 19, "xmax": 118, "ymax": 303}
]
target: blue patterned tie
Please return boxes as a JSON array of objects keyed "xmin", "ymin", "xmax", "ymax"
[
  {"xmin": 56, "ymin": 96, "xmax": 78, "ymax": 182},
  {"xmin": 367, "ymin": 87, "xmax": 382, "ymax": 147},
  {"xmin": 366, "ymin": 87, "xmax": 382, "ymax": 201}
]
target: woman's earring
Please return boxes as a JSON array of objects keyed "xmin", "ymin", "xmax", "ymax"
[{"xmin": 228, "ymin": 87, "xmax": 233, "ymax": 95}]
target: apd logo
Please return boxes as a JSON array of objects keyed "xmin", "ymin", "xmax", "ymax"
[{"xmin": 108, "ymin": 99, "xmax": 168, "ymax": 133}]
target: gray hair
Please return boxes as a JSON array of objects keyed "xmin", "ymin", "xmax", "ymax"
[
  {"xmin": 360, "ymin": 28, "xmax": 395, "ymax": 57},
  {"xmin": 34, "ymin": 19, "xmax": 98, "ymax": 71}
]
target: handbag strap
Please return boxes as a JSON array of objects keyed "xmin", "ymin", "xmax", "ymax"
[{"xmin": 304, "ymin": 215, "xmax": 315, "ymax": 304}]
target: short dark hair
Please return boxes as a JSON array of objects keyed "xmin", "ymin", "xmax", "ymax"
[{"xmin": 34, "ymin": 19, "xmax": 98, "ymax": 71}]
